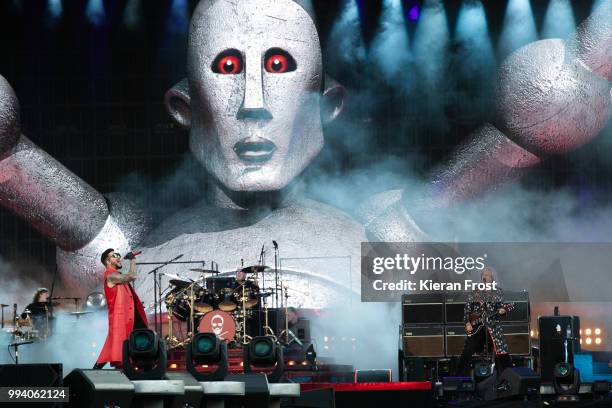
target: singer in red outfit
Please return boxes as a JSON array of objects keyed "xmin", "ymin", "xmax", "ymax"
[{"xmin": 94, "ymin": 248, "xmax": 148, "ymax": 369}]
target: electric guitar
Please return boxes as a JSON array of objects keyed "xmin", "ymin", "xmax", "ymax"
[{"xmin": 466, "ymin": 303, "xmax": 513, "ymax": 336}]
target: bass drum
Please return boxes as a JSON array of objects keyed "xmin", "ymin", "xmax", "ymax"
[{"xmin": 197, "ymin": 310, "xmax": 236, "ymax": 342}]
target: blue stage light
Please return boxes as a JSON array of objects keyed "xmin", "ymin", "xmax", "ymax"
[
  {"xmin": 47, "ymin": 0, "xmax": 62, "ymax": 22},
  {"xmin": 371, "ymin": 0, "xmax": 412, "ymax": 80},
  {"xmin": 412, "ymin": 0, "xmax": 449, "ymax": 88},
  {"xmin": 167, "ymin": 0, "xmax": 189, "ymax": 35},
  {"xmin": 542, "ymin": 0, "xmax": 576, "ymax": 39},
  {"xmin": 327, "ymin": 0, "xmax": 367, "ymax": 68},
  {"xmin": 454, "ymin": 0, "xmax": 495, "ymax": 80},
  {"xmin": 123, "ymin": 0, "xmax": 143, "ymax": 31},
  {"xmin": 497, "ymin": 0, "xmax": 537, "ymax": 58},
  {"xmin": 85, "ymin": 0, "xmax": 105, "ymax": 27}
]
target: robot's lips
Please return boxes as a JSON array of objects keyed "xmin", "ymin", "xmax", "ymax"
[{"xmin": 233, "ymin": 139, "xmax": 277, "ymax": 164}]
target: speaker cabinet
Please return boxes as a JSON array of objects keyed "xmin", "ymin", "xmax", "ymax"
[
  {"xmin": 499, "ymin": 292, "xmax": 530, "ymax": 323},
  {"xmin": 503, "ymin": 323, "xmax": 531, "ymax": 355},
  {"xmin": 63, "ymin": 369, "xmax": 134, "ymax": 408},
  {"xmin": 445, "ymin": 293, "xmax": 469, "ymax": 324},
  {"xmin": 496, "ymin": 367, "xmax": 540, "ymax": 399},
  {"xmin": 0, "ymin": 364, "xmax": 62, "ymax": 408},
  {"xmin": 0, "ymin": 363, "xmax": 62, "ymax": 387},
  {"xmin": 445, "ymin": 325, "xmax": 467, "ymax": 356},
  {"xmin": 402, "ymin": 325, "xmax": 445, "ymax": 357},
  {"xmin": 402, "ymin": 294, "xmax": 445, "ymax": 325}
]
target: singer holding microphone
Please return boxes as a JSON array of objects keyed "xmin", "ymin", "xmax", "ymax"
[{"xmin": 93, "ymin": 248, "xmax": 148, "ymax": 369}]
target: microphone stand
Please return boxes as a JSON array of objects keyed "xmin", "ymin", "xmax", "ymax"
[
  {"xmin": 146, "ymin": 254, "xmax": 184, "ymax": 337},
  {"xmin": 0, "ymin": 304, "xmax": 8, "ymax": 329}
]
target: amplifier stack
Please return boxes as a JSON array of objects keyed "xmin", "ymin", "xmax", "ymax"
[{"xmin": 400, "ymin": 292, "xmax": 531, "ymax": 359}]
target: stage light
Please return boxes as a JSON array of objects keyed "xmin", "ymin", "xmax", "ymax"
[
  {"xmin": 585, "ymin": 328, "xmax": 592, "ymax": 336},
  {"xmin": 85, "ymin": 292, "xmax": 107, "ymax": 310},
  {"xmin": 47, "ymin": 0, "xmax": 62, "ymax": 25},
  {"xmin": 167, "ymin": 0, "xmax": 188, "ymax": 35},
  {"xmin": 473, "ymin": 361, "xmax": 492, "ymax": 383},
  {"xmin": 542, "ymin": 0, "xmax": 576, "ymax": 39},
  {"xmin": 186, "ymin": 333, "xmax": 228, "ymax": 381},
  {"xmin": 407, "ymin": 3, "xmax": 420, "ymax": 21},
  {"xmin": 454, "ymin": 0, "xmax": 495, "ymax": 86},
  {"xmin": 85, "ymin": 0, "xmax": 105, "ymax": 27},
  {"xmin": 412, "ymin": 0, "xmax": 449, "ymax": 90},
  {"xmin": 595, "ymin": 338, "xmax": 602, "ymax": 345},
  {"xmin": 554, "ymin": 362, "xmax": 580, "ymax": 400},
  {"xmin": 122, "ymin": 329, "xmax": 167, "ymax": 380},
  {"xmin": 497, "ymin": 0, "xmax": 537, "ymax": 58},
  {"xmin": 327, "ymin": 0, "xmax": 366, "ymax": 68},
  {"xmin": 586, "ymin": 337, "xmax": 592, "ymax": 345},
  {"xmin": 123, "ymin": 0, "xmax": 143, "ymax": 31},
  {"xmin": 595, "ymin": 328, "xmax": 601, "ymax": 335},
  {"xmin": 370, "ymin": 0, "xmax": 411, "ymax": 81},
  {"xmin": 244, "ymin": 336, "xmax": 284, "ymax": 383},
  {"xmin": 305, "ymin": 343, "xmax": 317, "ymax": 366}
]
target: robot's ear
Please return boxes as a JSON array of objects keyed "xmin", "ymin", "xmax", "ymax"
[
  {"xmin": 321, "ymin": 75, "xmax": 345, "ymax": 124},
  {"xmin": 164, "ymin": 78, "xmax": 191, "ymax": 129}
]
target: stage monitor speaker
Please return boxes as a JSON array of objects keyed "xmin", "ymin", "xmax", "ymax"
[
  {"xmin": 538, "ymin": 315, "xmax": 580, "ymax": 382},
  {"xmin": 63, "ymin": 369, "xmax": 134, "ymax": 408},
  {"xmin": 402, "ymin": 325, "xmax": 445, "ymax": 357},
  {"xmin": 402, "ymin": 293, "xmax": 445, "ymax": 325},
  {"xmin": 355, "ymin": 369, "xmax": 391, "ymax": 383},
  {"xmin": 0, "ymin": 363, "xmax": 62, "ymax": 387},
  {"xmin": 0, "ymin": 363, "xmax": 63, "ymax": 408},
  {"xmin": 502, "ymin": 323, "xmax": 531, "ymax": 355},
  {"xmin": 445, "ymin": 325, "xmax": 467, "ymax": 357},
  {"xmin": 496, "ymin": 367, "xmax": 540, "ymax": 400}
]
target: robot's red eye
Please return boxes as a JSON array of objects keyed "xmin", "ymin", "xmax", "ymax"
[
  {"xmin": 212, "ymin": 50, "xmax": 243, "ymax": 75},
  {"xmin": 264, "ymin": 49, "xmax": 296, "ymax": 73}
]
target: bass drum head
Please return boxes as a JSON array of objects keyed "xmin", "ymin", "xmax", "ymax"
[{"xmin": 197, "ymin": 310, "xmax": 236, "ymax": 342}]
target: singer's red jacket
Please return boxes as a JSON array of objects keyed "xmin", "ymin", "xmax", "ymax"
[{"xmin": 96, "ymin": 267, "xmax": 148, "ymax": 367}]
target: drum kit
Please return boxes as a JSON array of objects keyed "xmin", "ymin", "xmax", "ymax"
[
  {"xmin": 160, "ymin": 264, "xmax": 299, "ymax": 349},
  {"xmin": 1, "ymin": 297, "xmax": 92, "ymax": 344}
]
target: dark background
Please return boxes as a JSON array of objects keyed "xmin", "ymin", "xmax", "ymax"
[{"xmin": 0, "ymin": 0, "xmax": 610, "ymax": 279}]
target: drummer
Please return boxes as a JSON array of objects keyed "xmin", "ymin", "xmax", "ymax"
[
  {"xmin": 21, "ymin": 288, "xmax": 52, "ymax": 333},
  {"xmin": 236, "ymin": 269, "xmax": 259, "ymax": 290},
  {"xmin": 21, "ymin": 288, "xmax": 51, "ymax": 319}
]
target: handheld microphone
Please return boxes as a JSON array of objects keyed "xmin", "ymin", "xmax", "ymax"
[{"xmin": 124, "ymin": 250, "xmax": 142, "ymax": 260}]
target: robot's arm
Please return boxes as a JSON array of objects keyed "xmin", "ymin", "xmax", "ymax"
[
  {"xmin": 360, "ymin": 1, "xmax": 611, "ymax": 240},
  {"xmin": 0, "ymin": 76, "xmax": 148, "ymax": 293}
]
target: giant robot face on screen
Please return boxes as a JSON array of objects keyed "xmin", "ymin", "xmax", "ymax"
[{"xmin": 0, "ymin": 0, "xmax": 609, "ymax": 308}]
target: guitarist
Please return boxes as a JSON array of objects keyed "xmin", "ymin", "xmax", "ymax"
[{"xmin": 456, "ymin": 267, "xmax": 514, "ymax": 376}]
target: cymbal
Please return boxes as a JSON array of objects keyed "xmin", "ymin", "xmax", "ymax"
[
  {"xmin": 52, "ymin": 296, "xmax": 81, "ymax": 300},
  {"xmin": 189, "ymin": 268, "xmax": 219, "ymax": 274},
  {"xmin": 69, "ymin": 311, "xmax": 92, "ymax": 316},
  {"xmin": 169, "ymin": 279, "xmax": 191, "ymax": 288},
  {"xmin": 256, "ymin": 292, "xmax": 274, "ymax": 298},
  {"xmin": 241, "ymin": 265, "xmax": 268, "ymax": 273}
]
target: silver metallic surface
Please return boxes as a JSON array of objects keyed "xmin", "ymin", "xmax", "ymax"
[
  {"xmin": 497, "ymin": 39, "xmax": 610, "ymax": 157},
  {"xmin": 131, "ymin": 380, "xmax": 185, "ymax": 395},
  {"xmin": 268, "ymin": 383, "xmax": 300, "ymax": 397},
  {"xmin": 185, "ymin": 0, "xmax": 323, "ymax": 192},
  {"xmin": 0, "ymin": 135, "xmax": 109, "ymax": 250},
  {"xmin": 567, "ymin": 0, "xmax": 612, "ymax": 81},
  {"xmin": 105, "ymin": 192, "xmax": 150, "ymax": 248},
  {"xmin": 0, "ymin": 75, "xmax": 20, "ymax": 156},
  {"xmin": 429, "ymin": 123, "xmax": 541, "ymax": 206},
  {"xmin": 200, "ymin": 381, "xmax": 245, "ymax": 395}
]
